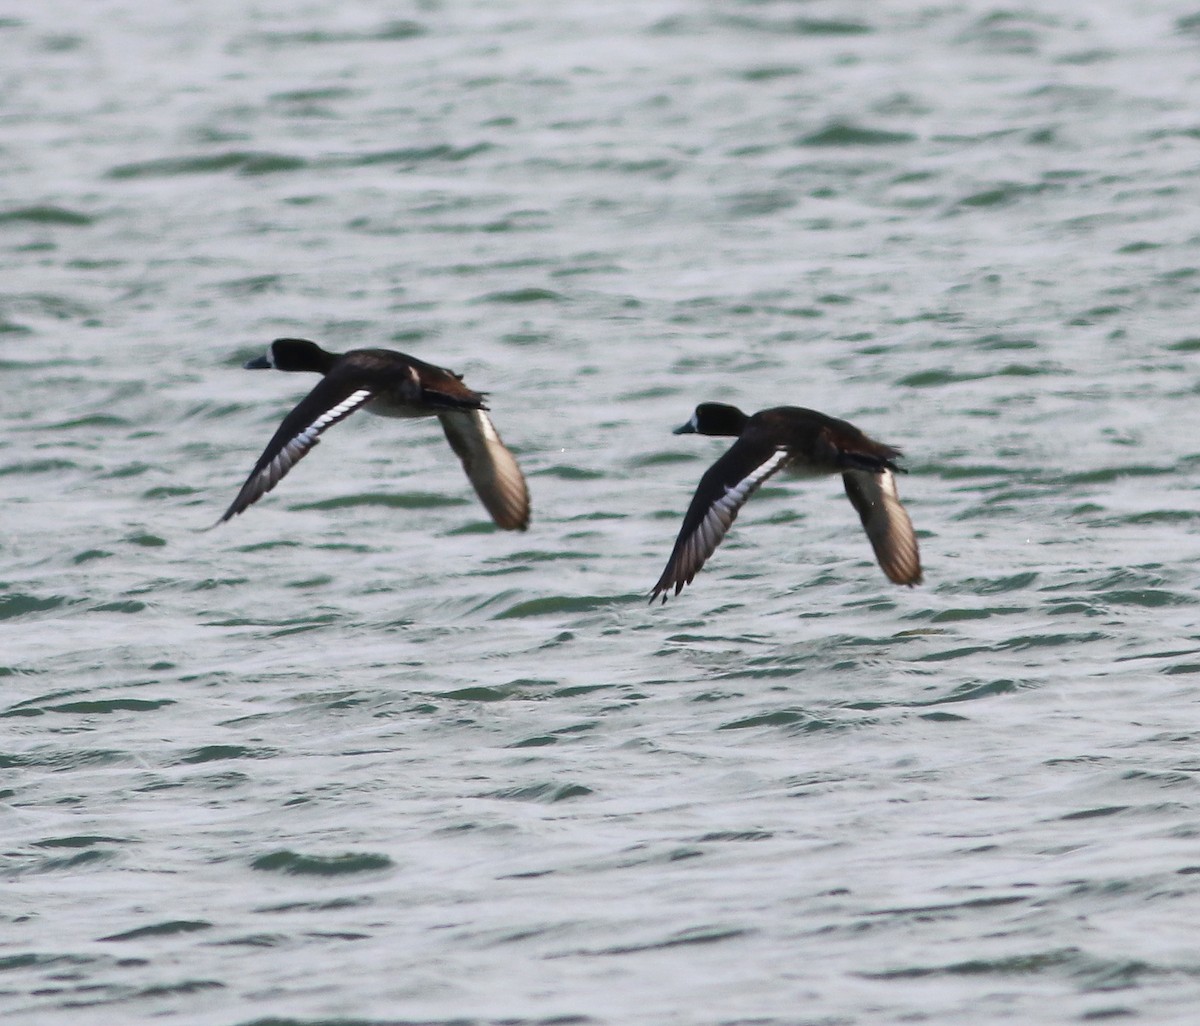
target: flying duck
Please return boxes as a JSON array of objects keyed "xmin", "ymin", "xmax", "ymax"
[
  {"xmin": 651, "ymin": 402, "xmax": 921, "ymax": 601},
  {"xmin": 218, "ymin": 337, "xmax": 530, "ymax": 531}
]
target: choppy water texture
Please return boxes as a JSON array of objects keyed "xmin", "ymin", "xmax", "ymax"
[{"xmin": 3, "ymin": 1, "xmax": 1200, "ymax": 1023}]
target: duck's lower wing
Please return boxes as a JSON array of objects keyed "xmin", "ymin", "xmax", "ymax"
[
  {"xmin": 842, "ymin": 469, "xmax": 922, "ymax": 585},
  {"xmin": 438, "ymin": 409, "xmax": 530, "ymax": 531},
  {"xmin": 217, "ymin": 382, "xmax": 376, "ymax": 524},
  {"xmin": 651, "ymin": 441, "xmax": 791, "ymax": 602}
]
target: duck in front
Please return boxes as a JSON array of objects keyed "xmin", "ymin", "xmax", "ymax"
[
  {"xmin": 651, "ymin": 402, "xmax": 921, "ymax": 602},
  {"xmin": 218, "ymin": 337, "xmax": 530, "ymax": 531}
]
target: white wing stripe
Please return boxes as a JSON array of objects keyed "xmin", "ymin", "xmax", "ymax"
[
  {"xmin": 220, "ymin": 389, "xmax": 376, "ymax": 522},
  {"xmin": 256, "ymin": 389, "xmax": 371, "ymax": 486},
  {"xmin": 301, "ymin": 389, "xmax": 372, "ymax": 441},
  {"xmin": 683, "ymin": 448, "xmax": 789, "ymax": 564}
]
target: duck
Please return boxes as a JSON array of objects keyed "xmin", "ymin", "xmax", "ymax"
[
  {"xmin": 217, "ymin": 337, "xmax": 530, "ymax": 531},
  {"xmin": 651, "ymin": 402, "xmax": 921, "ymax": 602}
]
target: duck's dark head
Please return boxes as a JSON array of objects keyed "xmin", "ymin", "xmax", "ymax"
[
  {"xmin": 674, "ymin": 402, "xmax": 749, "ymax": 437},
  {"xmin": 245, "ymin": 338, "xmax": 336, "ymax": 374}
]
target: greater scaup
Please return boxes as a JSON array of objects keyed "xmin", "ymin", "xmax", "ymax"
[
  {"xmin": 651, "ymin": 402, "xmax": 922, "ymax": 601},
  {"xmin": 218, "ymin": 338, "xmax": 530, "ymax": 531}
]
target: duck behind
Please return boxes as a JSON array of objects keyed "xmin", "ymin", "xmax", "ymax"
[{"xmin": 652, "ymin": 402, "xmax": 922, "ymax": 601}]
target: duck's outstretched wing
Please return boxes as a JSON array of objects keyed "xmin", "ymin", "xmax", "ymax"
[
  {"xmin": 217, "ymin": 380, "xmax": 375, "ymax": 524},
  {"xmin": 651, "ymin": 440, "xmax": 791, "ymax": 602},
  {"xmin": 842, "ymin": 469, "xmax": 922, "ymax": 585},
  {"xmin": 438, "ymin": 409, "xmax": 530, "ymax": 531}
]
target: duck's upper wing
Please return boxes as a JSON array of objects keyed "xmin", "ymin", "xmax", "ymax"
[
  {"xmin": 842, "ymin": 469, "xmax": 922, "ymax": 585},
  {"xmin": 651, "ymin": 439, "xmax": 791, "ymax": 602},
  {"xmin": 438, "ymin": 409, "xmax": 530, "ymax": 531},
  {"xmin": 218, "ymin": 379, "xmax": 376, "ymax": 523}
]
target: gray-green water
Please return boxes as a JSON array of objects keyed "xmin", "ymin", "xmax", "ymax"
[{"xmin": 4, "ymin": 2, "xmax": 1200, "ymax": 1023}]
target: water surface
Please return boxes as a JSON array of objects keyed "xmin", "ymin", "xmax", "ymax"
[{"xmin": 3, "ymin": 2, "xmax": 1200, "ymax": 1024}]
